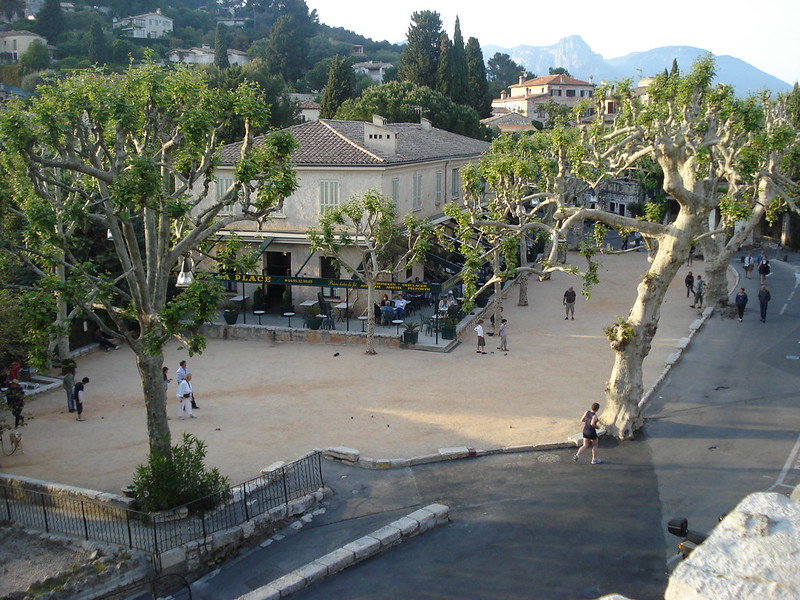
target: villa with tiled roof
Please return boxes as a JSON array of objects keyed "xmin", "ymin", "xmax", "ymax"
[
  {"xmin": 201, "ymin": 116, "xmax": 489, "ymax": 309},
  {"xmin": 491, "ymin": 74, "xmax": 595, "ymax": 119}
]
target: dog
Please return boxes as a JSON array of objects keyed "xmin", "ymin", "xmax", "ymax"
[{"xmin": 1, "ymin": 430, "xmax": 24, "ymax": 455}]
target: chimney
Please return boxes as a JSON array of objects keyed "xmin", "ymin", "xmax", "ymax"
[
  {"xmin": 500, "ymin": 90, "xmax": 507, "ymax": 99},
  {"xmin": 372, "ymin": 114, "xmax": 387, "ymax": 126},
  {"xmin": 420, "ymin": 118, "xmax": 432, "ymax": 131},
  {"xmin": 589, "ymin": 75, "xmax": 594, "ymax": 84},
  {"xmin": 518, "ymin": 74, "xmax": 525, "ymax": 86}
]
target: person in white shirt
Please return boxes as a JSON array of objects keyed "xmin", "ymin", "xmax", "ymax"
[
  {"xmin": 393, "ymin": 295, "xmax": 408, "ymax": 319},
  {"xmin": 474, "ymin": 319, "xmax": 486, "ymax": 354},
  {"xmin": 176, "ymin": 373, "xmax": 197, "ymax": 419},
  {"xmin": 175, "ymin": 360, "xmax": 198, "ymax": 409}
]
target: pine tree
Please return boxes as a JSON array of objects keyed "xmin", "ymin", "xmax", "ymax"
[
  {"xmin": 448, "ymin": 17, "xmax": 469, "ymax": 105},
  {"xmin": 319, "ymin": 55, "xmax": 354, "ymax": 119},
  {"xmin": 399, "ymin": 10, "xmax": 443, "ymax": 89},
  {"xmin": 465, "ymin": 37, "xmax": 490, "ymax": 117},
  {"xmin": 87, "ymin": 22, "xmax": 108, "ymax": 66},
  {"xmin": 35, "ymin": 0, "xmax": 65, "ymax": 44},
  {"xmin": 214, "ymin": 23, "xmax": 230, "ymax": 69}
]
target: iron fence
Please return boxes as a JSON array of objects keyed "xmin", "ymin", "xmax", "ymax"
[{"xmin": 0, "ymin": 450, "xmax": 324, "ymax": 560}]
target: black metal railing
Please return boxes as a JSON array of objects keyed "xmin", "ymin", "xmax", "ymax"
[{"xmin": 0, "ymin": 450, "xmax": 324, "ymax": 560}]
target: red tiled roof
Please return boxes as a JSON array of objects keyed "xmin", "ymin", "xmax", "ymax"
[
  {"xmin": 220, "ymin": 119, "xmax": 489, "ymax": 167},
  {"xmin": 511, "ymin": 74, "xmax": 593, "ymax": 87}
]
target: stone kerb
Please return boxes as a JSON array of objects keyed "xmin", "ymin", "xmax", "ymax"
[
  {"xmin": 236, "ymin": 504, "xmax": 450, "ymax": 600},
  {"xmin": 0, "ymin": 473, "xmax": 134, "ymax": 510}
]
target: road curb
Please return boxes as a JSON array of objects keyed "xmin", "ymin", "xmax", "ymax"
[{"xmin": 235, "ymin": 504, "xmax": 450, "ymax": 600}]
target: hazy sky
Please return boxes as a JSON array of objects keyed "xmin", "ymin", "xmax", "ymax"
[{"xmin": 307, "ymin": 0, "xmax": 800, "ymax": 86}]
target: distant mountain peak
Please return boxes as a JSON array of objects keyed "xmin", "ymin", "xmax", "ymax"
[{"xmin": 483, "ymin": 39, "xmax": 790, "ymax": 96}]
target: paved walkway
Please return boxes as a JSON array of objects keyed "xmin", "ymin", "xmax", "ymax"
[{"xmin": 2, "ymin": 251, "xmax": 711, "ymax": 494}]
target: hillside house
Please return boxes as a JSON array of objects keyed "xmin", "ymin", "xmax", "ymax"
[
  {"xmin": 167, "ymin": 45, "xmax": 250, "ymax": 66},
  {"xmin": 0, "ymin": 30, "xmax": 48, "ymax": 63},
  {"xmin": 491, "ymin": 74, "xmax": 595, "ymax": 119},
  {"xmin": 113, "ymin": 9, "xmax": 173, "ymax": 39},
  {"xmin": 353, "ymin": 60, "xmax": 393, "ymax": 84},
  {"xmin": 197, "ymin": 116, "xmax": 489, "ymax": 310}
]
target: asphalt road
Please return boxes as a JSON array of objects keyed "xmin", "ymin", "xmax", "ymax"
[{"xmin": 186, "ymin": 254, "xmax": 800, "ymax": 600}]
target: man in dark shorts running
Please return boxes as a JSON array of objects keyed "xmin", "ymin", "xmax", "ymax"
[{"xmin": 573, "ymin": 402, "xmax": 602, "ymax": 464}]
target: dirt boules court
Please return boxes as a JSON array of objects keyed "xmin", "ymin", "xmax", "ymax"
[{"xmin": 1, "ymin": 252, "xmax": 704, "ymax": 494}]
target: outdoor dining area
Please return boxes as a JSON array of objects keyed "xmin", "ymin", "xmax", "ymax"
[{"xmin": 209, "ymin": 275, "xmax": 476, "ymax": 349}]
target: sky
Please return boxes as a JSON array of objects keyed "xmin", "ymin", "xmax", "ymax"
[{"xmin": 307, "ymin": 0, "xmax": 800, "ymax": 86}]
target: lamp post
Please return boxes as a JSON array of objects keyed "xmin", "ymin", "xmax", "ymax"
[{"xmin": 176, "ymin": 256, "xmax": 194, "ymax": 288}]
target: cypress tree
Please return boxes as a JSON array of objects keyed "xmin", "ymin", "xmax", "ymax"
[
  {"xmin": 465, "ymin": 37, "xmax": 490, "ymax": 117},
  {"xmin": 215, "ymin": 23, "xmax": 230, "ymax": 70},
  {"xmin": 319, "ymin": 55, "xmax": 354, "ymax": 119},
  {"xmin": 436, "ymin": 32, "xmax": 452, "ymax": 99},
  {"xmin": 35, "ymin": 0, "xmax": 65, "ymax": 44},
  {"xmin": 87, "ymin": 21, "xmax": 108, "ymax": 66},
  {"xmin": 448, "ymin": 17, "xmax": 469, "ymax": 105}
]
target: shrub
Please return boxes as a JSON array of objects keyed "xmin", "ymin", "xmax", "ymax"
[{"xmin": 130, "ymin": 433, "xmax": 230, "ymax": 514}]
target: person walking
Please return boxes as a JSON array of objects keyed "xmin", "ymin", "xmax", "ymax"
[
  {"xmin": 474, "ymin": 320, "xmax": 486, "ymax": 354},
  {"xmin": 62, "ymin": 368, "xmax": 76, "ymax": 413},
  {"xmin": 177, "ymin": 372, "xmax": 197, "ymax": 419},
  {"xmin": 684, "ymin": 271, "xmax": 694, "ymax": 298},
  {"xmin": 734, "ymin": 288, "xmax": 748, "ymax": 322},
  {"xmin": 6, "ymin": 379, "xmax": 25, "ymax": 428},
  {"xmin": 498, "ymin": 319, "xmax": 508, "ymax": 352},
  {"xmin": 758, "ymin": 258, "xmax": 771, "ymax": 284},
  {"xmin": 690, "ymin": 275, "xmax": 704, "ymax": 308},
  {"xmin": 176, "ymin": 360, "xmax": 199, "ymax": 409},
  {"xmin": 573, "ymin": 402, "xmax": 602, "ymax": 465},
  {"xmin": 758, "ymin": 284, "xmax": 771, "ymax": 322},
  {"xmin": 563, "ymin": 286, "xmax": 577, "ymax": 320},
  {"xmin": 743, "ymin": 253, "xmax": 754, "ymax": 279},
  {"xmin": 687, "ymin": 244, "xmax": 696, "ymax": 265},
  {"xmin": 73, "ymin": 377, "xmax": 89, "ymax": 421},
  {"xmin": 163, "ymin": 366, "xmax": 172, "ymax": 420}
]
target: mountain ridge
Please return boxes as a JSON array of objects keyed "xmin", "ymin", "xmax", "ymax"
[{"xmin": 483, "ymin": 36, "xmax": 791, "ymax": 95}]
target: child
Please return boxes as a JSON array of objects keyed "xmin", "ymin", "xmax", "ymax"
[{"xmin": 499, "ymin": 319, "xmax": 508, "ymax": 351}]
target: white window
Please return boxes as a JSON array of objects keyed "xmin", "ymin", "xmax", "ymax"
[
  {"xmin": 412, "ymin": 173, "xmax": 422, "ymax": 211},
  {"xmin": 391, "ymin": 177, "xmax": 400, "ymax": 207},
  {"xmin": 319, "ymin": 180, "xmax": 340, "ymax": 213},
  {"xmin": 450, "ymin": 168, "xmax": 460, "ymax": 200},
  {"xmin": 216, "ymin": 177, "xmax": 237, "ymax": 216},
  {"xmin": 435, "ymin": 171, "xmax": 443, "ymax": 205}
]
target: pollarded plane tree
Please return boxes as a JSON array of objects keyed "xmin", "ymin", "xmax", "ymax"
[
  {"xmin": 0, "ymin": 63, "xmax": 298, "ymax": 457},
  {"xmin": 697, "ymin": 94, "xmax": 799, "ymax": 308},
  {"xmin": 577, "ymin": 55, "xmax": 780, "ymax": 437},
  {"xmin": 448, "ymin": 127, "xmax": 597, "ymax": 332},
  {"xmin": 308, "ymin": 190, "xmax": 431, "ymax": 355}
]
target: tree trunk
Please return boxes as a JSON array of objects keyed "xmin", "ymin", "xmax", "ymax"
[
  {"xmin": 132, "ymin": 345, "xmax": 172, "ymax": 459},
  {"xmin": 364, "ymin": 281, "xmax": 377, "ymax": 355},
  {"xmin": 603, "ymin": 211, "xmax": 698, "ymax": 438},
  {"xmin": 517, "ymin": 236, "xmax": 529, "ymax": 306}
]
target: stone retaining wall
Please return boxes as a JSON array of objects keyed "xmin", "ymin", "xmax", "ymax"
[{"xmin": 201, "ymin": 323, "xmax": 401, "ymax": 348}]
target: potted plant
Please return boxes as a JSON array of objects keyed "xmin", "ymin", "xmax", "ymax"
[
  {"xmin": 402, "ymin": 321, "xmax": 420, "ymax": 344},
  {"xmin": 305, "ymin": 304, "xmax": 322, "ymax": 330},
  {"xmin": 222, "ymin": 300, "xmax": 239, "ymax": 325},
  {"xmin": 440, "ymin": 316, "xmax": 457, "ymax": 340},
  {"xmin": 281, "ymin": 288, "xmax": 294, "ymax": 313}
]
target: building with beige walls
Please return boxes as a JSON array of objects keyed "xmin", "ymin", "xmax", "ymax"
[{"xmin": 200, "ymin": 116, "xmax": 489, "ymax": 311}]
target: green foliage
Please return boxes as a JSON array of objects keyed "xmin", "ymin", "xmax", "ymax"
[
  {"xmin": 18, "ymin": 40, "xmax": 49, "ymax": 75},
  {"xmin": 487, "ymin": 53, "xmax": 532, "ymax": 100},
  {"xmin": 335, "ymin": 80, "xmax": 488, "ymax": 139},
  {"xmin": 319, "ymin": 55, "xmax": 354, "ymax": 119},
  {"xmin": 214, "ymin": 23, "xmax": 230, "ymax": 70},
  {"xmin": 263, "ymin": 14, "xmax": 310, "ymax": 83},
  {"xmin": 603, "ymin": 317, "xmax": 634, "ymax": 350},
  {"xmin": 34, "ymin": 0, "xmax": 65, "ymax": 44},
  {"xmin": 131, "ymin": 433, "xmax": 230, "ymax": 514},
  {"xmin": 87, "ymin": 21, "xmax": 108, "ymax": 66},
  {"xmin": 465, "ymin": 37, "xmax": 490, "ymax": 118},
  {"xmin": 399, "ymin": 10, "xmax": 442, "ymax": 89}
]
